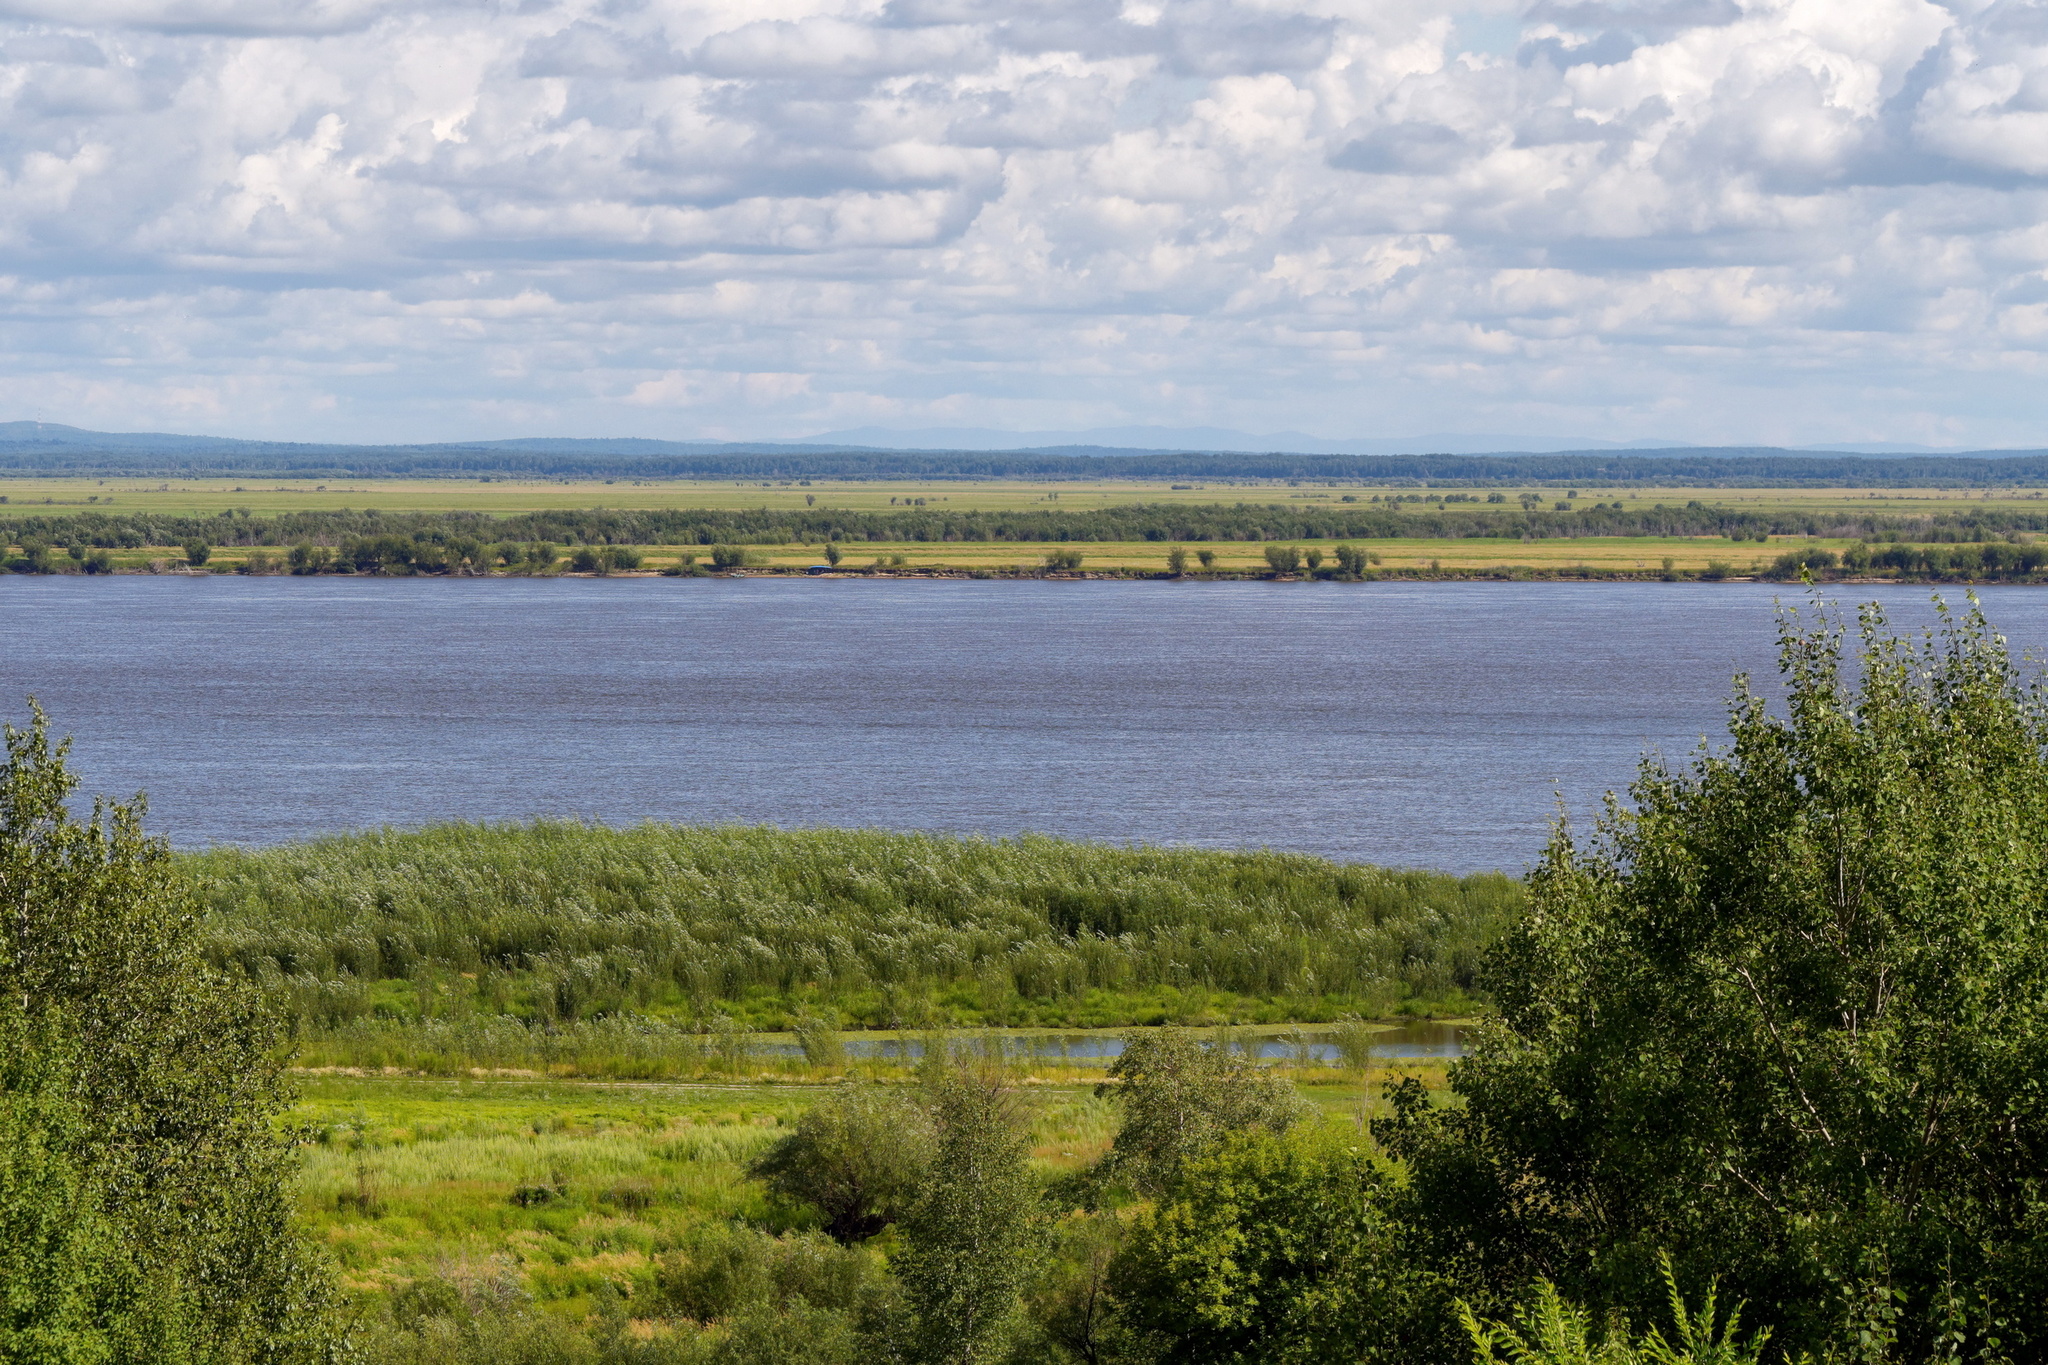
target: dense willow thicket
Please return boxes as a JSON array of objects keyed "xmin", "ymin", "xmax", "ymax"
[
  {"xmin": 190, "ymin": 825, "xmax": 1515, "ymax": 1034},
  {"xmin": 12, "ymin": 499, "xmax": 2048, "ymax": 556}
]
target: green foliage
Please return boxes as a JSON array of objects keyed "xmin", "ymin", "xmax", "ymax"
[
  {"xmin": 365, "ymin": 1264, "xmax": 695, "ymax": 1365},
  {"xmin": 894, "ymin": 1064, "xmax": 1038, "ymax": 1365},
  {"xmin": 658, "ymin": 1224, "xmax": 775, "ymax": 1322},
  {"xmin": 1460, "ymin": 1254, "xmax": 1770, "ymax": 1365},
  {"xmin": 288, "ymin": 543, "xmax": 331, "ymax": 573},
  {"xmin": 1334, "ymin": 543, "xmax": 1375, "ymax": 576},
  {"xmin": 0, "ymin": 1033, "xmax": 191, "ymax": 1364},
  {"xmin": 1044, "ymin": 550, "xmax": 1084, "ymax": 571},
  {"xmin": 1327, "ymin": 1015, "xmax": 1379, "ymax": 1072},
  {"xmin": 655, "ymin": 1223, "xmax": 884, "ymax": 1329},
  {"xmin": 1095, "ymin": 1029, "xmax": 1305, "ymax": 1195},
  {"xmin": 1262, "ymin": 545, "xmax": 1301, "ymax": 574},
  {"xmin": 7, "ymin": 540, "xmax": 54, "ymax": 573},
  {"xmin": 1021, "ymin": 1213, "xmax": 1128, "ymax": 1365},
  {"xmin": 1165, "ymin": 546, "xmax": 1188, "ymax": 576},
  {"xmin": 703, "ymin": 1301, "xmax": 865, "ymax": 1365},
  {"xmin": 190, "ymin": 823, "xmax": 1518, "ymax": 1041},
  {"xmin": 563, "ymin": 545, "xmax": 645, "ymax": 573},
  {"xmin": 1379, "ymin": 598, "xmax": 2048, "ymax": 1360},
  {"xmin": 792, "ymin": 1014, "xmax": 846, "ymax": 1069},
  {"xmin": 748, "ymin": 1085, "xmax": 934, "ymax": 1242},
  {"xmin": 1767, "ymin": 546, "xmax": 1839, "ymax": 576},
  {"xmin": 1465, "ymin": 1282, "xmax": 1623, "ymax": 1365},
  {"xmin": 0, "ymin": 704, "xmax": 342, "ymax": 1363},
  {"xmin": 1107, "ymin": 1127, "xmax": 1454, "ymax": 1365},
  {"xmin": 183, "ymin": 538, "xmax": 211, "ymax": 565}
]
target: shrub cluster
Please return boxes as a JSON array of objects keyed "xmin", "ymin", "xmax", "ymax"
[{"xmin": 1768, "ymin": 538, "xmax": 2048, "ymax": 580}]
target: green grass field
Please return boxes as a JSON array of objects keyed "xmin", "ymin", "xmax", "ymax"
[
  {"xmin": 203, "ymin": 822, "xmax": 1468, "ymax": 1324},
  {"xmin": 290, "ymin": 1061, "xmax": 1441, "ymax": 1314}
]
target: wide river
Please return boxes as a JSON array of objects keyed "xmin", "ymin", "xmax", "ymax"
[{"xmin": 8, "ymin": 577, "xmax": 2040, "ymax": 870}]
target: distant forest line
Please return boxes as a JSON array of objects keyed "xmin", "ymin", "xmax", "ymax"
[
  {"xmin": 11, "ymin": 443, "xmax": 2048, "ymax": 484},
  {"xmin": 9, "ymin": 499, "xmax": 2048, "ymax": 551}
]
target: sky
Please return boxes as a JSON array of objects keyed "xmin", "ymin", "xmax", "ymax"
[{"xmin": 0, "ymin": 0, "xmax": 2044, "ymax": 447}]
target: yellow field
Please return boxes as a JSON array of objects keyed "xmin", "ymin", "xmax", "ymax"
[
  {"xmin": 720, "ymin": 537, "xmax": 1789, "ymax": 575},
  {"xmin": 2, "ymin": 475, "xmax": 2046, "ymax": 519},
  {"xmin": 79, "ymin": 534, "xmax": 1824, "ymax": 577}
]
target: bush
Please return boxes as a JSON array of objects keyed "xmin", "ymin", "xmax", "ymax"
[
  {"xmin": 1262, "ymin": 545, "xmax": 1302, "ymax": 574},
  {"xmin": 1107, "ymin": 1128, "xmax": 1455, "ymax": 1365},
  {"xmin": 1766, "ymin": 546, "xmax": 1836, "ymax": 577},
  {"xmin": 793, "ymin": 1014, "xmax": 846, "ymax": 1069},
  {"xmin": 659, "ymin": 1223, "xmax": 774, "ymax": 1321},
  {"xmin": 1328, "ymin": 1015, "xmax": 1379, "ymax": 1073},
  {"xmin": 182, "ymin": 539, "xmax": 211, "ymax": 566},
  {"xmin": 1334, "ymin": 544, "xmax": 1376, "ymax": 576},
  {"xmin": 0, "ymin": 704, "xmax": 343, "ymax": 1361},
  {"xmin": 1096, "ymin": 1028, "xmax": 1306, "ymax": 1195},
  {"xmin": 289, "ymin": 543, "xmax": 333, "ymax": 574},
  {"xmin": 895, "ymin": 1063, "xmax": 1037, "ymax": 1365},
  {"xmin": 656, "ymin": 1224, "xmax": 884, "ymax": 1339},
  {"xmin": 1380, "ymin": 600, "xmax": 2048, "ymax": 1358},
  {"xmin": 749, "ymin": 1085, "xmax": 933, "ymax": 1242},
  {"xmin": 707, "ymin": 1301, "xmax": 867, "ymax": 1365},
  {"xmin": 1461, "ymin": 1254, "xmax": 1769, "ymax": 1365}
]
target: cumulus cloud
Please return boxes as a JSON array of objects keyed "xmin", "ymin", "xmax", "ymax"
[{"xmin": 0, "ymin": 0, "xmax": 2042, "ymax": 444}]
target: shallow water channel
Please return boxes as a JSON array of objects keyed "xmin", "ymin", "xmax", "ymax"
[{"xmin": 756, "ymin": 1020, "xmax": 1467, "ymax": 1065}]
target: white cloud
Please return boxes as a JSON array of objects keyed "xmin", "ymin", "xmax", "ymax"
[{"xmin": 0, "ymin": 0, "xmax": 2043, "ymax": 444}]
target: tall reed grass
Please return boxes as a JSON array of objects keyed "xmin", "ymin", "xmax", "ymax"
[{"xmin": 190, "ymin": 824, "xmax": 1518, "ymax": 1062}]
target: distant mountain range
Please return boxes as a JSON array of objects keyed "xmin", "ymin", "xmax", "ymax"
[
  {"xmin": 802, "ymin": 425, "xmax": 1963, "ymax": 456},
  {"xmin": 0, "ymin": 419, "xmax": 1990, "ymax": 459}
]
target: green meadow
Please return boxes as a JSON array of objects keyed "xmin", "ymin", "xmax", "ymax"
[
  {"xmin": 188, "ymin": 822, "xmax": 1479, "ymax": 1340},
  {"xmin": 290, "ymin": 1062, "xmax": 1440, "ymax": 1335}
]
